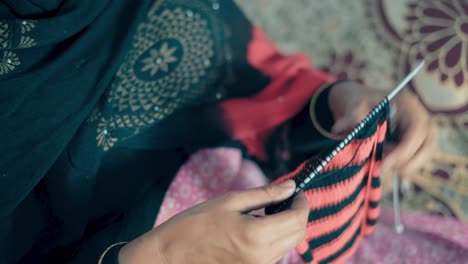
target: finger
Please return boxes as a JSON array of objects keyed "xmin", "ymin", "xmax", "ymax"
[
  {"xmin": 255, "ymin": 192, "xmax": 309, "ymax": 239},
  {"xmin": 223, "ymin": 180, "xmax": 296, "ymax": 212},
  {"xmin": 382, "ymin": 114, "xmax": 429, "ymax": 172},
  {"xmin": 400, "ymin": 121, "xmax": 436, "ymax": 176}
]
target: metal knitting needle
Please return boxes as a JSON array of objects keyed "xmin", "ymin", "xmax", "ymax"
[
  {"xmin": 386, "ymin": 61, "xmax": 425, "ymax": 101},
  {"xmin": 387, "ymin": 61, "xmax": 425, "ymax": 234},
  {"xmin": 392, "ymin": 174, "xmax": 404, "ymax": 234},
  {"xmin": 297, "ymin": 61, "xmax": 426, "ymax": 194}
]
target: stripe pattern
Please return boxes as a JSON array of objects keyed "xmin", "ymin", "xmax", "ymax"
[{"xmin": 266, "ymin": 100, "xmax": 389, "ymax": 263}]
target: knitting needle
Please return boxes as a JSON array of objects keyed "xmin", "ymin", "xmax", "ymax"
[
  {"xmin": 388, "ymin": 61, "xmax": 425, "ymax": 234},
  {"xmin": 392, "ymin": 174, "xmax": 404, "ymax": 234},
  {"xmin": 387, "ymin": 61, "xmax": 425, "ymax": 101},
  {"xmin": 297, "ymin": 61, "xmax": 427, "ymax": 194}
]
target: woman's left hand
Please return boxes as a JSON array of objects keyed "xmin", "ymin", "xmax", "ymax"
[{"xmin": 327, "ymin": 81, "xmax": 436, "ymax": 177}]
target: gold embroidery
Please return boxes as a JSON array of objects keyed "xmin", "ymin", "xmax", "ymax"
[
  {"xmin": 141, "ymin": 42, "xmax": 178, "ymax": 76},
  {"xmin": 0, "ymin": 21, "xmax": 8, "ymax": 49},
  {"xmin": 18, "ymin": 36, "xmax": 36, "ymax": 48},
  {"xmin": 97, "ymin": 118, "xmax": 118, "ymax": 151},
  {"xmin": 93, "ymin": 0, "xmax": 226, "ymax": 151},
  {"xmin": 19, "ymin": 20, "xmax": 36, "ymax": 34},
  {"xmin": 0, "ymin": 20, "xmax": 37, "ymax": 76},
  {"xmin": 0, "ymin": 51, "xmax": 20, "ymax": 75}
]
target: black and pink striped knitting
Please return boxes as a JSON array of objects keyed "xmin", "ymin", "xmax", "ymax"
[{"xmin": 266, "ymin": 99, "xmax": 389, "ymax": 264}]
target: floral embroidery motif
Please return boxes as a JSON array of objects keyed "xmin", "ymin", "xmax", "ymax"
[
  {"xmin": 19, "ymin": 20, "xmax": 36, "ymax": 34},
  {"xmin": 18, "ymin": 36, "xmax": 36, "ymax": 48},
  {"xmin": 91, "ymin": 0, "xmax": 227, "ymax": 151},
  {"xmin": 0, "ymin": 21, "xmax": 8, "ymax": 49},
  {"xmin": 0, "ymin": 51, "xmax": 20, "ymax": 75},
  {"xmin": 96, "ymin": 119, "xmax": 118, "ymax": 151},
  {"xmin": 141, "ymin": 42, "xmax": 178, "ymax": 76},
  {"xmin": 0, "ymin": 20, "xmax": 37, "ymax": 76}
]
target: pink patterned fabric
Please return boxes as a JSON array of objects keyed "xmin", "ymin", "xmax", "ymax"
[
  {"xmin": 349, "ymin": 210, "xmax": 468, "ymax": 264},
  {"xmin": 154, "ymin": 148, "xmax": 269, "ymax": 226},
  {"xmin": 154, "ymin": 147, "xmax": 468, "ymax": 263}
]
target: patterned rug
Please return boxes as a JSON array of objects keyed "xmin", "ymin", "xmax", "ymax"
[{"xmin": 236, "ymin": 0, "xmax": 468, "ymax": 220}]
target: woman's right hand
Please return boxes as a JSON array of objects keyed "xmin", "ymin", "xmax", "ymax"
[{"xmin": 119, "ymin": 180, "xmax": 309, "ymax": 264}]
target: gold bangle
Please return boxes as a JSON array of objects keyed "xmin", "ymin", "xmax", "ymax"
[
  {"xmin": 309, "ymin": 83, "xmax": 342, "ymax": 140},
  {"xmin": 98, "ymin": 242, "xmax": 128, "ymax": 264}
]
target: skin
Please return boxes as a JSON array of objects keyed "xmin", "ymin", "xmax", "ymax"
[
  {"xmin": 119, "ymin": 81, "xmax": 435, "ymax": 263},
  {"xmin": 119, "ymin": 180, "xmax": 309, "ymax": 264},
  {"xmin": 329, "ymin": 81, "xmax": 436, "ymax": 177}
]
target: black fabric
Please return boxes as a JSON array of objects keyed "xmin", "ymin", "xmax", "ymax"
[
  {"xmin": 0, "ymin": 2, "xmax": 155, "ymax": 262},
  {"xmin": 0, "ymin": 0, "xmax": 273, "ymax": 262},
  {"xmin": 0, "ymin": 0, "xmax": 153, "ymax": 217},
  {"xmin": 97, "ymin": 243, "xmax": 126, "ymax": 264}
]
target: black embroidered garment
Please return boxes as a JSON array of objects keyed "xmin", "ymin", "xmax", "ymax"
[
  {"xmin": 0, "ymin": 1, "xmax": 266, "ymax": 262},
  {"xmin": 0, "ymin": 0, "xmax": 333, "ymax": 263}
]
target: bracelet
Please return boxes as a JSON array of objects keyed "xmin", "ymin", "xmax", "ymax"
[
  {"xmin": 309, "ymin": 82, "xmax": 345, "ymax": 140},
  {"xmin": 98, "ymin": 242, "xmax": 128, "ymax": 264}
]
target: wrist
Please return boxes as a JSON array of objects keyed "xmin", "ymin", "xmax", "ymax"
[
  {"xmin": 309, "ymin": 81, "xmax": 349, "ymax": 139},
  {"xmin": 327, "ymin": 80, "xmax": 354, "ymax": 110},
  {"xmin": 118, "ymin": 235, "xmax": 170, "ymax": 264}
]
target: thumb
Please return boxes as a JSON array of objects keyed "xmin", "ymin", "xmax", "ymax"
[{"xmin": 225, "ymin": 180, "xmax": 296, "ymax": 213}]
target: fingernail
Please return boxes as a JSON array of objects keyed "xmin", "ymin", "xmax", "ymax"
[{"xmin": 278, "ymin": 180, "xmax": 296, "ymax": 191}]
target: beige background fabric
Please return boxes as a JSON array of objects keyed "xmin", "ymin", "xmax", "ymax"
[{"xmin": 236, "ymin": 0, "xmax": 468, "ymax": 220}]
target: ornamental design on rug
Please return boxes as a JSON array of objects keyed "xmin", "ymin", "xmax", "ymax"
[
  {"xmin": 365, "ymin": 0, "xmax": 467, "ymax": 113},
  {"xmin": 405, "ymin": 0, "xmax": 468, "ymax": 88},
  {"xmin": 321, "ymin": 50, "xmax": 367, "ymax": 85}
]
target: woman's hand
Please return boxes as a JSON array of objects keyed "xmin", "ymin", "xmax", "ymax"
[
  {"xmin": 328, "ymin": 81, "xmax": 436, "ymax": 176},
  {"xmin": 119, "ymin": 180, "xmax": 309, "ymax": 264}
]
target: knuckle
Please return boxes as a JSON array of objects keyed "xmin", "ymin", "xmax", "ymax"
[
  {"xmin": 260, "ymin": 185, "xmax": 277, "ymax": 200},
  {"xmin": 222, "ymin": 191, "xmax": 239, "ymax": 205}
]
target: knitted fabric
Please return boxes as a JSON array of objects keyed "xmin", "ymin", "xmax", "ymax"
[{"xmin": 266, "ymin": 100, "xmax": 389, "ymax": 264}]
